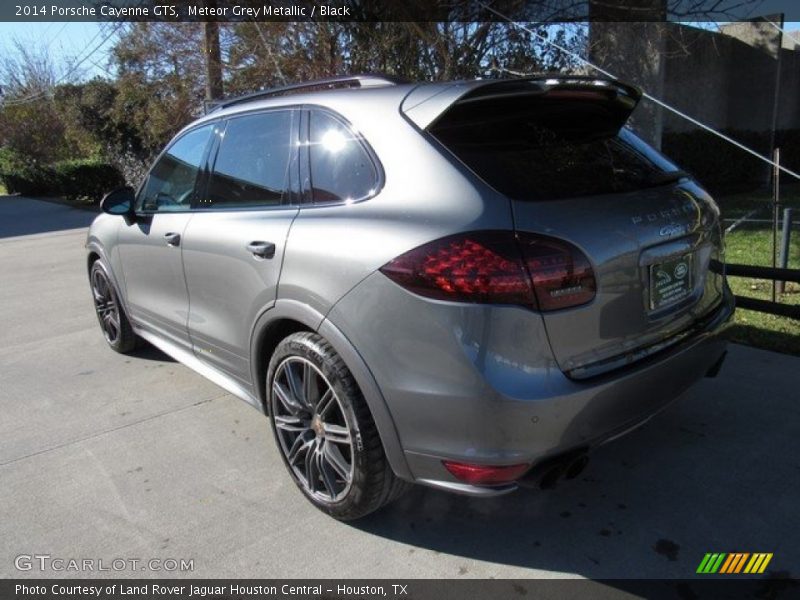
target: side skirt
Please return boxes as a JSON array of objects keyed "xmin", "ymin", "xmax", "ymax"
[{"xmin": 134, "ymin": 327, "xmax": 263, "ymax": 413}]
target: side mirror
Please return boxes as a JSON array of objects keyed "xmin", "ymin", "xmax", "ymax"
[{"xmin": 100, "ymin": 186, "xmax": 135, "ymax": 217}]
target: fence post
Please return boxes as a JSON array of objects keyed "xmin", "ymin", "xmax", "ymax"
[{"xmin": 778, "ymin": 208, "xmax": 793, "ymax": 294}]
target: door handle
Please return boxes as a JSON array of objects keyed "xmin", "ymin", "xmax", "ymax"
[
  {"xmin": 163, "ymin": 232, "xmax": 181, "ymax": 246},
  {"xmin": 246, "ymin": 241, "xmax": 276, "ymax": 259}
]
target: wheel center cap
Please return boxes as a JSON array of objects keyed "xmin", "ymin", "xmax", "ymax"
[{"xmin": 311, "ymin": 415, "xmax": 324, "ymax": 437}]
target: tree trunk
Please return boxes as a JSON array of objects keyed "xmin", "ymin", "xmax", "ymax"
[{"xmin": 203, "ymin": 16, "xmax": 223, "ymax": 102}]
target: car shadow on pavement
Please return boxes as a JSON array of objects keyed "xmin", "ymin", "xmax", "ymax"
[
  {"xmin": 129, "ymin": 341, "xmax": 176, "ymax": 363},
  {"xmin": 353, "ymin": 356, "xmax": 799, "ymax": 582},
  {"xmin": 0, "ymin": 196, "xmax": 97, "ymax": 239}
]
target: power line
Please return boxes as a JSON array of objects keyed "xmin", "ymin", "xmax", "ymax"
[
  {"xmin": 2, "ymin": 22, "xmax": 122, "ymax": 106},
  {"xmin": 476, "ymin": 1, "xmax": 800, "ymax": 182},
  {"xmin": 2, "ymin": 26, "xmax": 107, "ymax": 104},
  {"xmin": 763, "ymin": 16, "xmax": 800, "ymax": 49},
  {"xmin": 0, "ymin": 22, "xmax": 67, "ymax": 94},
  {"xmin": 44, "ymin": 22, "xmax": 70, "ymax": 53},
  {"xmin": 5, "ymin": 0, "xmax": 148, "ymax": 105}
]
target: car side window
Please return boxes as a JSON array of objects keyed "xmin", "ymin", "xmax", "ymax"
[
  {"xmin": 308, "ymin": 111, "xmax": 378, "ymax": 204},
  {"xmin": 202, "ymin": 111, "xmax": 294, "ymax": 209},
  {"xmin": 137, "ymin": 125, "xmax": 213, "ymax": 212}
]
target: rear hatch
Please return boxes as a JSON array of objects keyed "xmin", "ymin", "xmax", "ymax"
[{"xmin": 413, "ymin": 77, "xmax": 726, "ymax": 377}]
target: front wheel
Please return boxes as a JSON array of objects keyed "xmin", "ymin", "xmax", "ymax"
[
  {"xmin": 90, "ymin": 261, "xmax": 136, "ymax": 353},
  {"xmin": 266, "ymin": 332, "xmax": 409, "ymax": 520}
]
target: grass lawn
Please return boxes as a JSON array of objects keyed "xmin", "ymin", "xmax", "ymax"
[
  {"xmin": 718, "ymin": 185, "xmax": 800, "ymax": 355},
  {"xmin": 716, "ymin": 184, "xmax": 800, "ymax": 219}
]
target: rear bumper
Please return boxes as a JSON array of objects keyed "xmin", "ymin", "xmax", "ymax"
[{"xmin": 327, "ymin": 272, "xmax": 734, "ymax": 495}]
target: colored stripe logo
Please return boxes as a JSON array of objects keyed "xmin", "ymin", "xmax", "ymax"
[{"xmin": 696, "ymin": 553, "xmax": 773, "ymax": 574}]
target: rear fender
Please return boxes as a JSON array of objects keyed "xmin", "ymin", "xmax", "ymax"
[{"xmin": 249, "ymin": 299, "xmax": 412, "ymax": 481}]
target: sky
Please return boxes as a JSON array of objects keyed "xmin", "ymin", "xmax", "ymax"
[
  {"xmin": 0, "ymin": 20, "xmax": 799, "ymax": 84},
  {"xmin": 0, "ymin": 22, "xmax": 118, "ymax": 81}
]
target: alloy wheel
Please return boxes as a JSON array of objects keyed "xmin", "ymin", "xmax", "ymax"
[
  {"xmin": 91, "ymin": 268, "xmax": 121, "ymax": 345},
  {"xmin": 271, "ymin": 356, "xmax": 354, "ymax": 502}
]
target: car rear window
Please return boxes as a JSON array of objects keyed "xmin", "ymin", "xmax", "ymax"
[
  {"xmin": 309, "ymin": 110, "xmax": 379, "ymax": 204},
  {"xmin": 430, "ymin": 104, "xmax": 682, "ymax": 201}
]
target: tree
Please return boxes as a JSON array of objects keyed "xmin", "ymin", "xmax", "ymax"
[
  {"xmin": 223, "ymin": 21, "xmax": 587, "ymax": 94},
  {"xmin": 0, "ymin": 39, "xmax": 58, "ymax": 99},
  {"xmin": 110, "ymin": 22, "xmax": 206, "ymax": 158},
  {"xmin": 0, "ymin": 40, "xmax": 67, "ymax": 162},
  {"xmin": 0, "ymin": 17, "xmax": 588, "ymax": 181},
  {"xmin": 0, "ymin": 100, "xmax": 67, "ymax": 163}
]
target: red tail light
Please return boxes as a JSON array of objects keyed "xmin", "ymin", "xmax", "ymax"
[
  {"xmin": 379, "ymin": 231, "xmax": 595, "ymax": 311},
  {"xmin": 379, "ymin": 231, "xmax": 533, "ymax": 306},
  {"xmin": 443, "ymin": 460, "xmax": 531, "ymax": 485},
  {"xmin": 516, "ymin": 232, "xmax": 597, "ymax": 311}
]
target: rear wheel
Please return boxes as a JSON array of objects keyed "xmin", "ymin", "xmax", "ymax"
[
  {"xmin": 90, "ymin": 261, "xmax": 136, "ymax": 353},
  {"xmin": 267, "ymin": 332, "xmax": 409, "ymax": 520}
]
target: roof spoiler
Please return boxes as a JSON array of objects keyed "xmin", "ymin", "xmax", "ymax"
[{"xmin": 401, "ymin": 75, "xmax": 642, "ymax": 131}]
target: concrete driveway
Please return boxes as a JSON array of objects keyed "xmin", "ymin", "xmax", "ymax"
[{"xmin": 0, "ymin": 196, "xmax": 798, "ymax": 582}]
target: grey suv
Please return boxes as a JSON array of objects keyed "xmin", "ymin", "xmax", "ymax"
[{"xmin": 87, "ymin": 74, "xmax": 733, "ymax": 520}]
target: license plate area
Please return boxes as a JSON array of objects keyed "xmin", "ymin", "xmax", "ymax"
[{"xmin": 649, "ymin": 253, "xmax": 693, "ymax": 311}]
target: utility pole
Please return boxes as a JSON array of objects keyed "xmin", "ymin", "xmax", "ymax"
[
  {"xmin": 203, "ymin": 1, "xmax": 223, "ymax": 104},
  {"xmin": 588, "ymin": 0, "xmax": 668, "ymax": 149},
  {"xmin": 768, "ymin": 13, "xmax": 784, "ymax": 187}
]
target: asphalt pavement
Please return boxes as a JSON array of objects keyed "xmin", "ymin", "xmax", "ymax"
[{"xmin": 1, "ymin": 195, "xmax": 798, "ymax": 584}]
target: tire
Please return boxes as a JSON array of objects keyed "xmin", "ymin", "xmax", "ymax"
[
  {"xmin": 266, "ymin": 332, "xmax": 409, "ymax": 520},
  {"xmin": 90, "ymin": 261, "xmax": 137, "ymax": 354}
]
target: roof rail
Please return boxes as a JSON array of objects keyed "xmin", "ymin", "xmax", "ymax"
[{"xmin": 208, "ymin": 74, "xmax": 407, "ymax": 113}]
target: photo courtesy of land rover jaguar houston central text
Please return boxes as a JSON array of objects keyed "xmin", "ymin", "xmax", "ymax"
[{"xmin": 86, "ymin": 74, "xmax": 734, "ymax": 520}]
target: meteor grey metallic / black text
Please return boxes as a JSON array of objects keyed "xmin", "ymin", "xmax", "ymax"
[{"xmin": 86, "ymin": 74, "xmax": 733, "ymax": 519}]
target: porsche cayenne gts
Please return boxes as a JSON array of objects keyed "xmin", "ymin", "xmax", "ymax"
[{"xmin": 87, "ymin": 74, "xmax": 733, "ymax": 519}]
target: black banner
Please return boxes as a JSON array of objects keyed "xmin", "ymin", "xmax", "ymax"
[
  {"xmin": 3, "ymin": 579, "xmax": 799, "ymax": 600},
  {"xmin": 2, "ymin": 0, "xmax": 800, "ymax": 23}
]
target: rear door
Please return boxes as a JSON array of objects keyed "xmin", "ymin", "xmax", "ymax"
[
  {"xmin": 424, "ymin": 78, "xmax": 726, "ymax": 377},
  {"xmin": 181, "ymin": 109, "xmax": 300, "ymax": 384}
]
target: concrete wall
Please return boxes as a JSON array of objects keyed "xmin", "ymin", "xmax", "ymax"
[
  {"xmin": 662, "ymin": 20, "xmax": 799, "ymax": 135},
  {"xmin": 588, "ymin": 19, "xmax": 800, "ymax": 147},
  {"xmin": 776, "ymin": 37, "xmax": 800, "ymax": 132}
]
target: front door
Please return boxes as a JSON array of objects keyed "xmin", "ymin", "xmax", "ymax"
[{"xmin": 117, "ymin": 124, "xmax": 214, "ymax": 349}]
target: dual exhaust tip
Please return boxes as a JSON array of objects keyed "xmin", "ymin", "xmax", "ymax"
[{"xmin": 519, "ymin": 449, "xmax": 590, "ymax": 490}]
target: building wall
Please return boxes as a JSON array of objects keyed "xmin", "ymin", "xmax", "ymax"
[
  {"xmin": 662, "ymin": 20, "xmax": 799, "ymax": 135},
  {"xmin": 777, "ymin": 38, "xmax": 800, "ymax": 131}
]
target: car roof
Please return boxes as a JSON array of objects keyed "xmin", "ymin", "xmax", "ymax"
[
  {"xmin": 194, "ymin": 82, "xmax": 417, "ymax": 123},
  {"xmin": 184, "ymin": 74, "xmax": 638, "ymax": 135}
]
